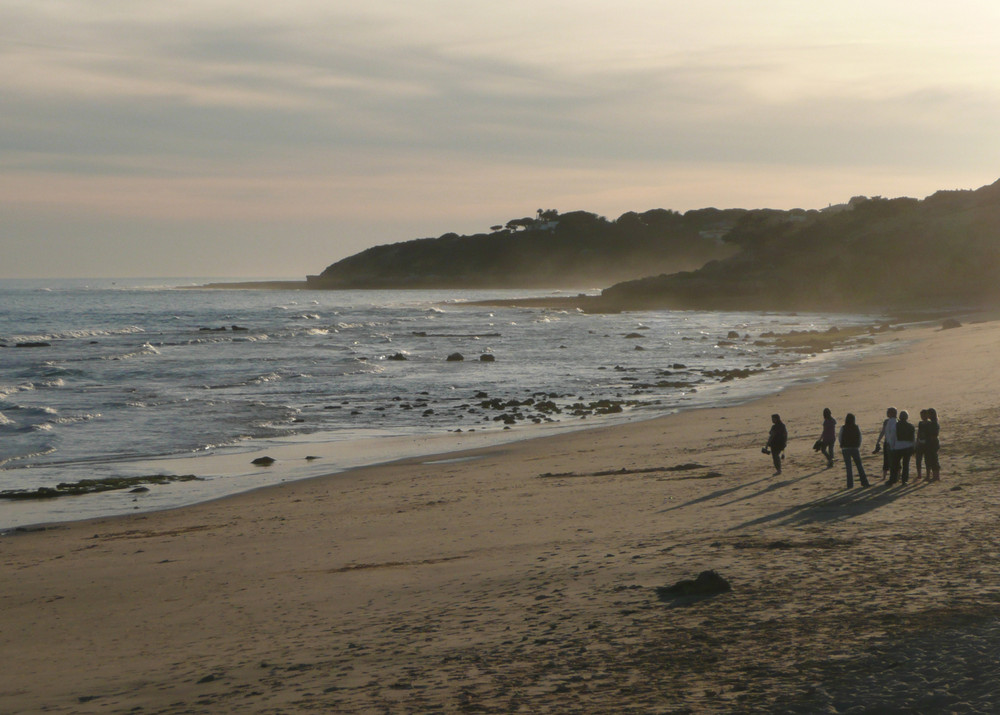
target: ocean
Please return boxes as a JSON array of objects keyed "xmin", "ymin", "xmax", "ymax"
[{"xmin": 0, "ymin": 278, "xmax": 883, "ymax": 528}]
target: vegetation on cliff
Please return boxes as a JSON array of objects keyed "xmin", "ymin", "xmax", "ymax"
[
  {"xmin": 599, "ymin": 180, "xmax": 1000, "ymax": 311},
  {"xmin": 303, "ymin": 178, "xmax": 1000, "ymax": 312},
  {"xmin": 308, "ymin": 208, "xmax": 744, "ymax": 289}
]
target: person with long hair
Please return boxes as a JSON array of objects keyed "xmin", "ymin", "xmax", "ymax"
[
  {"xmin": 838, "ymin": 413, "xmax": 870, "ymax": 488},
  {"xmin": 891, "ymin": 410, "xmax": 916, "ymax": 485}
]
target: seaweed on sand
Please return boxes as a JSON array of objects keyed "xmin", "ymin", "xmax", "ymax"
[{"xmin": 0, "ymin": 475, "xmax": 202, "ymax": 500}]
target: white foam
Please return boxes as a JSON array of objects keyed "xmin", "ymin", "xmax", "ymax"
[
  {"xmin": 250, "ymin": 373, "xmax": 283, "ymax": 385},
  {"xmin": 49, "ymin": 413, "xmax": 101, "ymax": 425},
  {"xmin": 5, "ymin": 326, "xmax": 145, "ymax": 343}
]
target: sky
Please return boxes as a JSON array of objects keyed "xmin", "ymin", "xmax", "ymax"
[{"xmin": 3, "ymin": 1, "xmax": 999, "ymax": 279}]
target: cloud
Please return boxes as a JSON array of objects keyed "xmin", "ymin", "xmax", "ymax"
[{"xmin": 2, "ymin": 1, "xmax": 999, "ymax": 277}]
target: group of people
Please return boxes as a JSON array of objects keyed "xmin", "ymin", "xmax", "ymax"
[{"xmin": 764, "ymin": 407, "xmax": 942, "ymax": 488}]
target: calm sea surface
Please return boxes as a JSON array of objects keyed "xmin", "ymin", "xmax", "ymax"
[{"xmin": 0, "ymin": 278, "xmax": 883, "ymax": 527}]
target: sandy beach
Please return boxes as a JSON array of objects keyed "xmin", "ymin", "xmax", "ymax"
[{"xmin": 3, "ymin": 315, "xmax": 1000, "ymax": 714}]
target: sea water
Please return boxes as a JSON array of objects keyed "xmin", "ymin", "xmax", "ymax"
[{"xmin": 0, "ymin": 278, "xmax": 883, "ymax": 528}]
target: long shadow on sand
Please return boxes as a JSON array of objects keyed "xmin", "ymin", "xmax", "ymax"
[
  {"xmin": 658, "ymin": 468, "xmax": 829, "ymax": 515},
  {"xmin": 657, "ymin": 475, "xmax": 775, "ymax": 514},
  {"xmin": 729, "ymin": 479, "xmax": 930, "ymax": 531},
  {"xmin": 713, "ymin": 468, "xmax": 830, "ymax": 510}
]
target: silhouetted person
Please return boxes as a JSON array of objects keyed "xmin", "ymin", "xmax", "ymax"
[
  {"xmin": 819, "ymin": 407, "xmax": 836, "ymax": 467},
  {"xmin": 924, "ymin": 408, "xmax": 941, "ymax": 481},
  {"xmin": 838, "ymin": 413, "xmax": 869, "ymax": 488},
  {"xmin": 890, "ymin": 410, "xmax": 915, "ymax": 485},
  {"xmin": 876, "ymin": 407, "xmax": 897, "ymax": 480},
  {"xmin": 915, "ymin": 409, "xmax": 931, "ymax": 479},
  {"xmin": 765, "ymin": 413, "xmax": 787, "ymax": 475}
]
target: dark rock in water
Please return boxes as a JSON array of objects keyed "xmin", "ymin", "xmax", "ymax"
[
  {"xmin": 479, "ymin": 354, "xmax": 496, "ymax": 362},
  {"xmin": 199, "ymin": 326, "xmax": 227, "ymax": 332},
  {"xmin": 16, "ymin": 341, "xmax": 51, "ymax": 348},
  {"xmin": 130, "ymin": 487, "xmax": 150, "ymax": 494},
  {"xmin": 941, "ymin": 318, "xmax": 962, "ymax": 330},
  {"xmin": 624, "ymin": 332, "xmax": 644, "ymax": 339},
  {"xmin": 305, "ymin": 455, "xmax": 320, "ymax": 461},
  {"xmin": 446, "ymin": 352, "xmax": 464, "ymax": 361},
  {"xmin": 633, "ymin": 345, "xmax": 645, "ymax": 351},
  {"xmin": 656, "ymin": 570, "xmax": 731, "ymax": 603},
  {"xmin": 727, "ymin": 330, "xmax": 740, "ymax": 338},
  {"xmin": 672, "ymin": 363, "xmax": 687, "ymax": 369},
  {"xmin": 387, "ymin": 352, "xmax": 408, "ymax": 361},
  {"xmin": 251, "ymin": 456, "xmax": 276, "ymax": 466},
  {"xmin": 231, "ymin": 325, "xmax": 249, "ymax": 331},
  {"xmin": 197, "ymin": 674, "xmax": 218, "ymax": 684}
]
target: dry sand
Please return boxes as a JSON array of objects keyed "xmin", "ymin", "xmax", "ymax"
[{"xmin": 3, "ymin": 316, "xmax": 1000, "ymax": 714}]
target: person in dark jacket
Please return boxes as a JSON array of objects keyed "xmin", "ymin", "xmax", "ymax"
[
  {"xmin": 891, "ymin": 410, "xmax": 916, "ymax": 485},
  {"xmin": 765, "ymin": 413, "xmax": 787, "ymax": 475},
  {"xmin": 838, "ymin": 413, "xmax": 869, "ymax": 488},
  {"xmin": 924, "ymin": 408, "xmax": 941, "ymax": 482},
  {"xmin": 915, "ymin": 409, "xmax": 931, "ymax": 480},
  {"xmin": 819, "ymin": 407, "xmax": 837, "ymax": 467}
]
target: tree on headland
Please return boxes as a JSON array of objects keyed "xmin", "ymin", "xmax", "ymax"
[
  {"xmin": 311, "ymin": 205, "xmax": 741, "ymax": 289},
  {"xmin": 505, "ymin": 217, "xmax": 536, "ymax": 232}
]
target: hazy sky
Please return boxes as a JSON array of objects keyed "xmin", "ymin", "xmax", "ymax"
[{"xmin": 3, "ymin": 1, "xmax": 999, "ymax": 278}]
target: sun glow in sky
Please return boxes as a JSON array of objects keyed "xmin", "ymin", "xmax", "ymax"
[{"xmin": 3, "ymin": 1, "xmax": 999, "ymax": 278}]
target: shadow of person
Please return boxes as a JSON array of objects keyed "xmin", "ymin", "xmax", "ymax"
[
  {"xmin": 729, "ymin": 479, "xmax": 930, "ymax": 531},
  {"xmin": 714, "ymin": 468, "xmax": 829, "ymax": 510},
  {"xmin": 657, "ymin": 474, "xmax": 773, "ymax": 514}
]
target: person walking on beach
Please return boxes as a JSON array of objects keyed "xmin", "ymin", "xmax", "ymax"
[
  {"xmin": 915, "ymin": 409, "xmax": 931, "ymax": 480},
  {"xmin": 838, "ymin": 413, "xmax": 869, "ymax": 488},
  {"xmin": 890, "ymin": 410, "xmax": 916, "ymax": 485},
  {"xmin": 924, "ymin": 408, "xmax": 941, "ymax": 482},
  {"xmin": 819, "ymin": 407, "xmax": 837, "ymax": 468},
  {"xmin": 875, "ymin": 407, "xmax": 897, "ymax": 480},
  {"xmin": 765, "ymin": 413, "xmax": 787, "ymax": 475}
]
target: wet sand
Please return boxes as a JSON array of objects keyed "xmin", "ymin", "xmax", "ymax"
[{"xmin": 2, "ymin": 315, "xmax": 999, "ymax": 713}]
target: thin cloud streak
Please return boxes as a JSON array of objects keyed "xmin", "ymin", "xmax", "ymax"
[{"xmin": 1, "ymin": 1, "xmax": 999, "ymax": 277}]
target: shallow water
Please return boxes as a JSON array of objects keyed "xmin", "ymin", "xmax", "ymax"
[{"xmin": 0, "ymin": 278, "xmax": 882, "ymax": 527}]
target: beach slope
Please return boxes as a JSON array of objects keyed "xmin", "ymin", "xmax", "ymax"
[{"xmin": 3, "ymin": 317, "xmax": 1000, "ymax": 713}]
